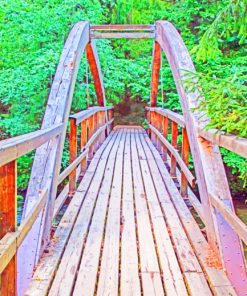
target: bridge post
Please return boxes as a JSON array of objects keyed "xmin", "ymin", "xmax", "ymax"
[
  {"xmin": 181, "ymin": 128, "xmax": 189, "ymax": 197},
  {"xmin": 0, "ymin": 161, "xmax": 17, "ymax": 295},
  {"xmin": 170, "ymin": 122, "xmax": 178, "ymax": 177},
  {"xmin": 80, "ymin": 120, "xmax": 88, "ymax": 176},
  {"xmin": 162, "ymin": 116, "xmax": 168, "ymax": 161},
  {"xmin": 150, "ymin": 41, "xmax": 161, "ymax": 107},
  {"xmin": 69, "ymin": 118, "xmax": 77, "ymax": 196}
]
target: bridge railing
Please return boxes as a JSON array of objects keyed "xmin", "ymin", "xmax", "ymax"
[
  {"xmin": 146, "ymin": 106, "xmax": 247, "ymax": 255},
  {"xmin": 0, "ymin": 105, "xmax": 114, "ymax": 294}
]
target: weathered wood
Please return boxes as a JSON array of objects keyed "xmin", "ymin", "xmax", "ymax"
[
  {"xmin": 162, "ymin": 116, "xmax": 169, "ymax": 161},
  {"xmin": 181, "ymin": 128, "xmax": 189, "ymax": 196},
  {"xmin": 135, "ymin": 130, "xmax": 188, "ymax": 295},
  {"xmin": 0, "ymin": 124, "xmax": 63, "ymax": 167},
  {"xmin": 69, "ymin": 118, "xmax": 77, "ymax": 195},
  {"xmin": 149, "ymin": 124, "xmax": 195, "ymax": 187},
  {"xmin": 155, "ymin": 22, "xmax": 247, "ymax": 291},
  {"xmin": 91, "ymin": 32, "xmax": 155, "ymax": 39},
  {"xmin": 170, "ymin": 121, "xmax": 178, "ymax": 177},
  {"xmin": 210, "ymin": 192, "xmax": 247, "ymax": 245},
  {"xmin": 146, "ymin": 107, "xmax": 185, "ymax": 128},
  {"xmin": 150, "ymin": 42, "xmax": 161, "ymax": 107},
  {"xmin": 0, "ymin": 161, "xmax": 17, "ymax": 296},
  {"xmin": 73, "ymin": 130, "xmax": 123, "ymax": 296},
  {"xmin": 0, "ymin": 189, "xmax": 48, "ymax": 274},
  {"xmin": 80, "ymin": 120, "xmax": 87, "ymax": 174},
  {"xmin": 86, "ymin": 41, "xmax": 106, "ymax": 107},
  {"xmin": 142, "ymin": 131, "xmax": 236, "ymax": 296},
  {"xmin": 198, "ymin": 128, "xmax": 247, "ymax": 158},
  {"xmin": 17, "ymin": 21, "xmax": 90, "ymax": 295},
  {"xmin": 69, "ymin": 106, "xmax": 113, "ymax": 125},
  {"xmin": 120, "ymin": 130, "xmax": 141, "ymax": 296},
  {"xmin": 25, "ymin": 132, "xmax": 117, "ymax": 296},
  {"xmin": 130, "ymin": 129, "xmax": 164, "ymax": 295},
  {"xmin": 91, "ymin": 24, "xmax": 155, "ymax": 31}
]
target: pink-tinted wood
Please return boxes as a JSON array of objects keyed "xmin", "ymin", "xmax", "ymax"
[
  {"xmin": 162, "ymin": 116, "xmax": 169, "ymax": 161},
  {"xmin": 155, "ymin": 20, "xmax": 247, "ymax": 294},
  {"xmin": 80, "ymin": 120, "xmax": 87, "ymax": 175}
]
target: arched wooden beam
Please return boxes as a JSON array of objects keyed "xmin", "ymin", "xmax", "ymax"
[
  {"xmin": 86, "ymin": 40, "xmax": 106, "ymax": 107},
  {"xmin": 150, "ymin": 41, "xmax": 161, "ymax": 107},
  {"xmin": 17, "ymin": 21, "xmax": 90, "ymax": 296},
  {"xmin": 155, "ymin": 20, "xmax": 247, "ymax": 294}
]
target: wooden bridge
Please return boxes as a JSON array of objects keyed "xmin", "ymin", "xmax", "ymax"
[{"xmin": 0, "ymin": 21, "xmax": 247, "ymax": 296}]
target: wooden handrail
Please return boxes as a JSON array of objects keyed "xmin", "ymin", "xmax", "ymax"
[
  {"xmin": 0, "ymin": 124, "xmax": 63, "ymax": 167},
  {"xmin": 91, "ymin": 24, "xmax": 155, "ymax": 31},
  {"xmin": 209, "ymin": 192, "xmax": 247, "ymax": 245},
  {"xmin": 0, "ymin": 188, "xmax": 48, "ymax": 274},
  {"xmin": 149, "ymin": 124, "xmax": 195, "ymax": 187},
  {"xmin": 198, "ymin": 129, "xmax": 247, "ymax": 159},
  {"xmin": 69, "ymin": 106, "xmax": 113, "ymax": 125},
  {"xmin": 146, "ymin": 107, "xmax": 185, "ymax": 127}
]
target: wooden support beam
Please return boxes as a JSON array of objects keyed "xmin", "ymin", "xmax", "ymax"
[
  {"xmin": 86, "ymin": 41, "xmax": 106, "ymax": 107},
  {"xmin": 91, "ymin": 24, "xmax": 155, "ymax": 31},
  {"xmin": 69, "ymin": 118, "xmax": 77, "ymax": 196},
  {"xmin": 0, "ymin": 161, "xmax": 17, "ymax": 296},
  {"xmin": 91, "ymin": 32, "xmax": 155, "ymax": 39},
  {"xmin": 150, "ymin": 42, "xmax": 161, "ymax": 107},
  {"xmin": 181, "ymin": 128, "xmax": 189, "ymax": 197},
  {"xmin": 170, "ymin": 122, "xmax": 178, "ymax": 177}
]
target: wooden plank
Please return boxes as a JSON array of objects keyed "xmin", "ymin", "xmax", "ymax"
[
  {"xmin": 198, "ymin": 128, "xmax": 247, "ymax": 158},
  {"xmin": 25, "ymin": 130, "xmax": 116, "ymax": 296},
  {"xmin": 150, "ymin": 41, "xmax": 161, "ymax": 107},
  {"xmin": 73, "ymin": 130, "xmax": 123, "ymax": 296},
  {"xmin": 97, "ymin": 129, "xmax": 126, "ymax": 295},
  {"xmin": 130, "ymin": 129, "xmax": 164, "ymax": 295},
  {"xmin": 143, "ymin": 132, "xmax": 237, "ymax": 296},
  {"xmin": 120, "ymin": 130, "xmax": 141, "ymax": 296},
  {"xmin": 17, "ymin": 21, "xmax": 90, "ymax": 295},
  {"xmin": 91, "ymin": 25, "xmax": 155, "ymax": 31},
  {"xmin": 170, "ymin": 121, "xmax": 178, "ymax": 177},
  {"xmin": 91, "ymin": 32, "xmax": 155, "ymax": 39},
  {"xmin": 210, "ymin": 192, "xmax": 247, "ymax": 245},
  {"xmin": 149, "ymin": 124, "xmax": 195, "ymax": 187},
  {"xmin": 0, "ymin": 124, "xmax": 63, "ymax": 167},
  {"xmin": 138, "ymin": 131, "xmax": 213, "ymax": 295},
  {"xmin": 0, "ymin": 161, "xmax": 17, "ymax": 296},
  {"xmin": 80, "ymin": 119, "xmax": 87, "ymax": 174},
  {"xmin": 135, "ymin": 130, "xmax": 188, "ymax": 296}
]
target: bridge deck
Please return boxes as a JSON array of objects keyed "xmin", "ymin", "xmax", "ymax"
[{"xmin": 26, "ymin": 127, "xmax": 235, "ymax": 296}]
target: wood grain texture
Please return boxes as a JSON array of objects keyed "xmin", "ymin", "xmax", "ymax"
[
  {"xmin": 0, "ymin": 161, "xmax": 17, "ymax": 296},
  {"xmin": 155, "ymin": 21, "xmax": 246, "ymax": 293},
  {"xmin": 150, "ymin": 41, "xmax": 161, "ymax": 107},
  {"xmin": 17, "ymin": 21, "xmax": 90, "ymax": 296}
]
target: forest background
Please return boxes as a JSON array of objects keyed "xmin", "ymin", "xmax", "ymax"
[{"xmin": 0, "ymin": 0, "xmax": 246, "ymax": 199}]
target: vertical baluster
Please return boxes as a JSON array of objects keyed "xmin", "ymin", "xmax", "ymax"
[
  {"xmin": 0, "ymin": 161, "xmax": 17, "ymax": 295},
  {"xmin": 88, "ymin": 115, "xmax": 94, "ymax": 160},
  {"xmin": 170, "ymin": 121, "xmax": 178, "ymax": 177},
  {"xmin": 80, "ymin": 119, "xmax": 87, "ymax": 176},
  {"xmin": 181, "ymin": 128, "xmax": 189, "ymax": 197},
  {"xmin": 162, "ymin": 116, "xmax": 168, "ymax": 161},
  {"xmin": 69, "ymin": 118, "xmax": 77, "ymax": 195}
]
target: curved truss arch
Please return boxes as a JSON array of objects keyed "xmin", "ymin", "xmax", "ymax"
[
  {"xmin": 17, "ymin": 21, "xmax": 106, "ymax": 295},
  {"xmin": 150, "ymin": 20, "xmax": 247, "ymax": 294}
]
